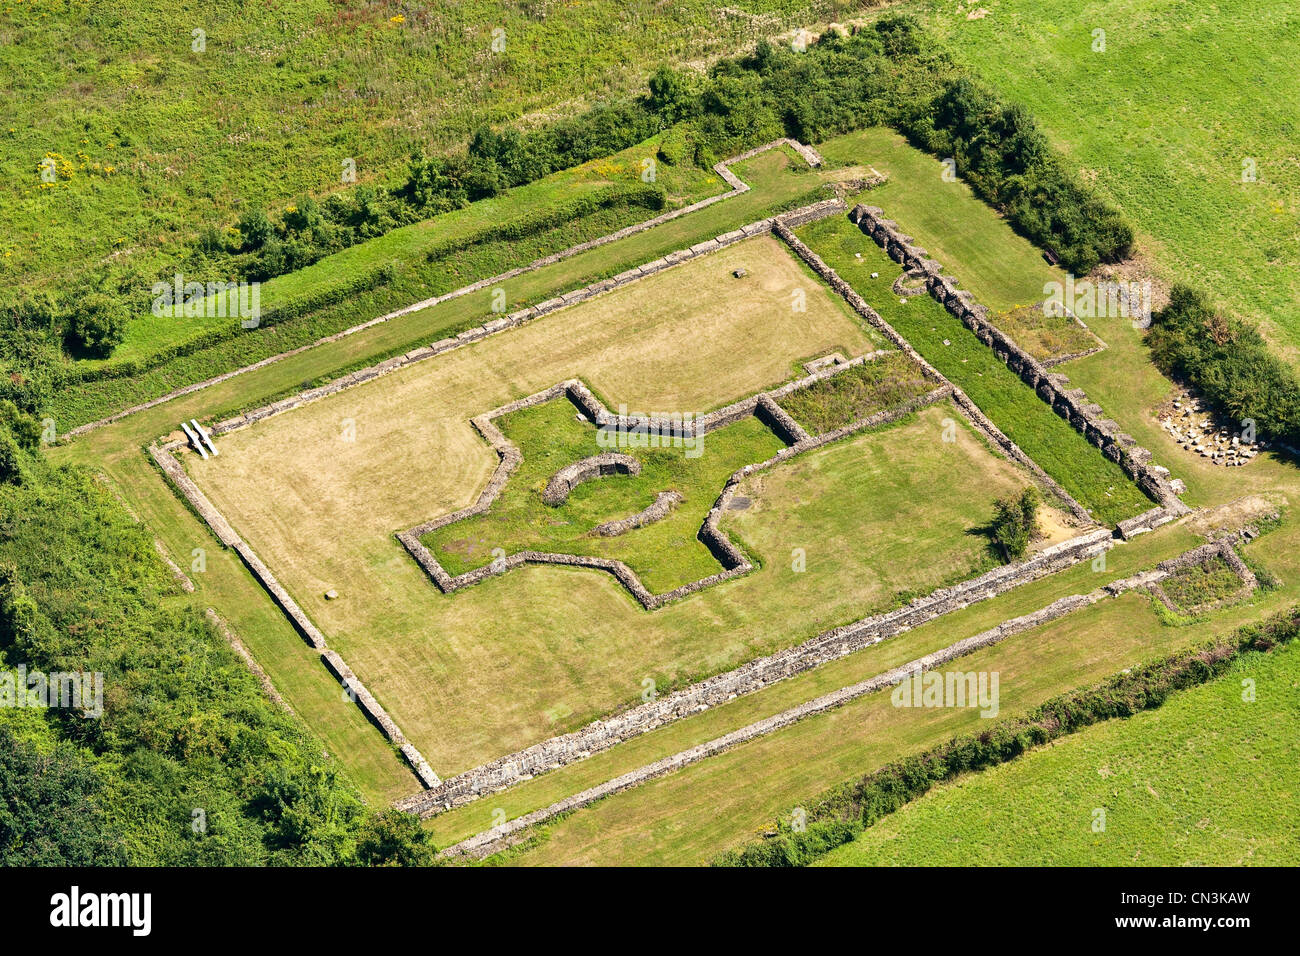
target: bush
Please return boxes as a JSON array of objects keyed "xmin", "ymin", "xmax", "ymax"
[
  {"xmin": 989, "ymin": 487, "xmax": 1040, "ymax": 561},
  {"xmin": 237, "ymin": 209, "xmax": 275, "ymax": 250},
  {"xmin": 1147, "ymin": 285, "xmax": 1300, "ymax": 447},
  {"xmin": 647, "ymin": 65, "xmax": 697, "ymax": 124},
  {"xmin": 65, "ymin": 293, "xmax": 128, "ymax": 358}
]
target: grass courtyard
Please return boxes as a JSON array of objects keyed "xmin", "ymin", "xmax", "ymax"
[{"xmin": 176, "ymin": 227, "xmax": 1061, "ymax": 777}]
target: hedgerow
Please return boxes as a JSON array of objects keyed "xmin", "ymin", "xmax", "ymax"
[{"xmin": 714, "ymin": 605, "xmax": 1300, "ymax": 866}]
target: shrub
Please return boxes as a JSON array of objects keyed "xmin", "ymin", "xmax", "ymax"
[
  {"xmin": 647, "ymin": 65, "xmax": 697, "ymax": 124},
  {"xmin": 990, "ymin": 487, "xmax": 1040, "ymax": 561},
  {"xmin": 65, "ymin": 293, "xmax": 128, "ymax": 358},
  {"xmin": 237, "ymin": 209, "xmax": 275, "ymax": 250},
  {"xmin": 1147, "ymin": 284, "xmax": 1300, "ymax": 447}
]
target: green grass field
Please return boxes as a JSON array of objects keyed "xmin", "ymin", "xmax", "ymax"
[
  {"xmin": 89, "ymin": 136, "xmax": 722, "ymax": 370},
  {"xmin": 912, "ymin": 0, "xmax": 1300, "ymax": 364},
  {"xmin": 44, "ymin": 112, "xmax": 1300, "ymax": 860},
  {"xmin": 2, "ymin": 0, "xmax": 848, "ymax": 294},
  {"xmin": 818, "ymin": 640, "xmax": 1300, "ymax": 866}
]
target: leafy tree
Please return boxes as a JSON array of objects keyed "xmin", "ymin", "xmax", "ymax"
[
  {"xmin": 0, "ymin": 727, "xmax": 125, "ymax": 866},
  {"xmin": 237, "ymin": 209, "xmax": 275, "ymax": 250},
  {"xmin": 353, "ymin": 809, "xmax": 438, "ymax": 867},
  {"xmin": 647, "ymin": 65, "xmax": 696, "ymax": 124}
]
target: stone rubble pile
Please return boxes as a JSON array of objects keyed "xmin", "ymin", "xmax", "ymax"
[{"xmin": 1158, "ymin": 389, "xmax": 1261, "ymax": 466}]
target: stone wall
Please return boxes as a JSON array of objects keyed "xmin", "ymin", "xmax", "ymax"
[
  {"xmin": 396, "ymin": 524, "xmax": 1113, "ymax": 818},
  {"xmin": 593, "ymin": 491, "xmax": 683, "ymax": 537},
  {"xmin": 543, "ymin": 453, "xmax": 640, "ymax": 506},
  {"xmin": 200, "ymin": 199, "xmax": 847, "ymax": 444},
  {"xmin": 149, "ymin": 439, "xmax": 441, "ymax": 789},
  {"xmin": 396, "ymin": 363, "xmax": 950, "ymax": 612},
  {"xmin": 67, "ymin": 140, "xmax": 829, "ymax": 441},
  {"xmin": 442, "ymin": 538, "xmax": 1222, "ymax": 858},
  {"xmin": 848, "ymin": 204, "xmax": 1191, "ymax": 531},
  {"xmin": 771, "ymin": 221, "xmax": 1095, "ymax": 525}
]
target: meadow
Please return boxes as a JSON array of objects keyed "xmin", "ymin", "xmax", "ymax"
[
  {"xmin": 817, "ymin": 641, "xmax": 1300, "ymax": 866},
  {"xmin": 2, "ymin": 0, "xmax": 858, "ymax": 294},
  {"xmin": 913, "ymin": 0, "xmax": 1300, "ymax": 364}
]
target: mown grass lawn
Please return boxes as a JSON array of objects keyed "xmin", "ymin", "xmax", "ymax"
[{"xmin": 424, "ymin": 400, "xmax": 785, "ymax": 594}]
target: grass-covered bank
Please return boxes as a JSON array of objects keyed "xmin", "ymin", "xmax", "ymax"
[{"xmin": 796, "ymin": 213, "xmax": 1151, "ymax": 524}]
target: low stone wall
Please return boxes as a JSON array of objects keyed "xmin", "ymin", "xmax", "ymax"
[
  {"xmin": 149, "ymin": 439, "xmax": 441, "ymax": 789},
  {"xmin": 593, "ymin": 491, "xmax": 683, "ymax": 537},
  {"xmin": 543, "ymin": 453, "xmax": 640, "ymax": 506},
  {"xmin": 771, "ymin": 221, "xmax": 1094, "ymax": 525},
  {"xmin": 201, "ymin": 199, "xmax": 847, "ymax": 444},
  {"xmin": 396, "ymin": 524, "xmax": 1113, "ymax": 818},
  {"xmin": 848, "ymin": 204, "xmax": 1190, "ymax": 521},
  {"xmin": 397, "ymin": 365, "xmax": 950, "ymax": 612},
  {"xmin": 67, "ymin": 140, "xmax": 829, "ymax": 441},
  {"xmin": 443, "ymin": 552, "xmax": 1187, "ymax": 859}
]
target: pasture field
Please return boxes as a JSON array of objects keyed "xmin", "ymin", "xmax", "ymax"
[
  {"xmin": 913, "ymin": 0, "xmax": 1300, "ymax": 363},
  {"xmin": 2, "ymin": 0, "xmax": 843, "ymax": 293},
  {"xmin": 181, "ymin": 232, "xmax": 1064, "ymax": 776},
  {"xmin": 818, "ymin": 641, "xmax": 1300, "ymax": 867}
]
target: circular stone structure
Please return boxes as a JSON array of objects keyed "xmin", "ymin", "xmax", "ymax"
[{"xmin": 543, "ymin": 453, "xmax": 641, "ymax": 506}]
